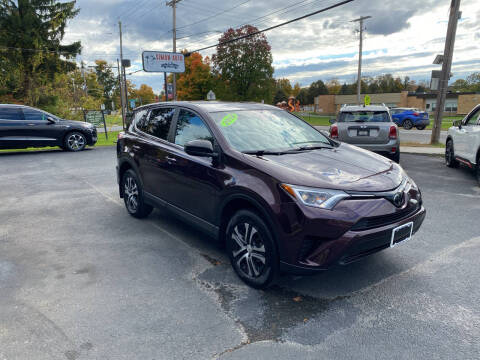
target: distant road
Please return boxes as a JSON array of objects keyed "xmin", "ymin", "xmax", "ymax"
[{"xmin": 315, "ymin": 126, "xmax": 447, "ymax": 144}]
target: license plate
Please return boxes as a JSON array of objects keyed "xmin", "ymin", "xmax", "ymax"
[
  {"xmin": 358, "ymin": 130, "xmax": 369, "ymax": 136},
  {"xmin": 390, "ymin": 222, "xmax": 414, "ymax": 247}
]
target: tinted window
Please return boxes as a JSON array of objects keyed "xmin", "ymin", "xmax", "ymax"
[
  {"xmin": 132, "ymin": 109, "xmax": 147, "ymax": 130},
  {"xmin": 466, "ymin": 107, "xmax": 480, "ymax": 126},
  {"xmin": 210, "ymin": 110, "xmax": 331, "ymax": 153},
  {"xmin": 139, "ymin": 107, "xmax": 175, "ymax": 140},
  {"xmin": 23, "ymin": 108, "xmax": 46, "ymax": 121},
  {"xmin": 174, "ymin": 109, "xmax": 213, "ymax": 147},
  {"xmin": 338, "ymin": 111, "xmax": 390, "ymax": 123},
  {"xmin": 0, "ymin": 107, "xmax": 23, "ymax": 120}
]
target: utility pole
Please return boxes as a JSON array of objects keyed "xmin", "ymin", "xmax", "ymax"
[
  {"xmin": 431, "ymin": 0, "xmax": 461, "ymax": 144},
  {"xmin": 352, "ymin": 16, "xmax": 371, "ymax": 105},
  {"xmin": 117, "ymin": 58, "xmax": 125, "ymax": 130},
  {"xmin": 81, "ymin": 61, "xmax": 88, "ymax": 96},
  {"xmin": 118, "ymin": 21, "xmax": 127, "ymax": 128},
  {"xmin": 166, "ymin": 0, "xmax": 181, "ymax": 101}
]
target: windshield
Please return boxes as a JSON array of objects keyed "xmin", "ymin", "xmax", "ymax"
[
  {"xmin": 210, "ymin": 110, "xmax": 331, "ymax": 153},
  {"xmin": 338, "ymin": 111, "xmax": 390, "ymax": 123}
]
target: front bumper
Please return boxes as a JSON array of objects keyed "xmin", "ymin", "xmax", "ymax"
[{"xmin": 280, "ymin": 205, "xmax": 426, "ymax": 274}]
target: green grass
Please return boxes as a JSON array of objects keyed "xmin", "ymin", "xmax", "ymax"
[
  {"xmin": 295, "ymin": 114, "xmax": 332, "ymax": 126},
  {"xmin": 105, "ymin": 114, "xmax": 123, "ymax": 128},
  {"xmin": 0, "ymin": 131, "xmax": 120, "ymax": 153}
]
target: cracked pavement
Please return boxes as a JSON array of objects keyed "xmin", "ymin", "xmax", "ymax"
[{"xmin": 0, "ymin": 148, "xmax": 479, "ymax": 359}]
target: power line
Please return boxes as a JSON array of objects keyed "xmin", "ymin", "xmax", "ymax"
[
  {"xmin": 186, "ymin": 0, "xmax": 354, "ymax": 54},
  {"xmin": 176, "ymin": 0, "xmax": 251, "ymax": 30},
  {"xmin": 179, "ymin": 0, "xmax": 331, "ymax": 47}
]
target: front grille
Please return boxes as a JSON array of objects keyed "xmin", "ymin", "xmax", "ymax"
[{"xmin": 351, "ymin": 205, "xmax": 419, "ymax": 231}]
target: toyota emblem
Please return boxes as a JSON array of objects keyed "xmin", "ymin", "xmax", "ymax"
[{"xmin": 393, "ymin": 192, "xmax": 404, "ymax": 207}]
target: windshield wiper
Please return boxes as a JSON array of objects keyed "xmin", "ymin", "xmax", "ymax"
[
  {"xmin": 290, "ymin": 145, "xmax": 333, "ymax": 152},
  {"xmin": 243, "ymin": 150, "xmax": 288, "ymax": 156}
]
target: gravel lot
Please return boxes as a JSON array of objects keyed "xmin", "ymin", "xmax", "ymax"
[{"xmin": 0, "ymin": 147, "xmax": 479, "ymax": 360}]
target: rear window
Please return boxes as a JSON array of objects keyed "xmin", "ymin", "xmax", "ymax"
[{"xmin": 338, "ymin": 111, "xmax": 390, "ymax": 123}]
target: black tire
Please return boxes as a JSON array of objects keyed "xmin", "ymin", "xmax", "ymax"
[
  {"xmin": 476, "ymin": 155, "xmax": 480, "ymax": 186},
  {"xmin": 416, "ymin": 125, "xmax": 426, "ymax": 130},
  {"xmin": 64, "ymin": 131, "xmax": 87, "ymax": 152},
  {"xmin": 403, "ymin": 119, "xmax": 413, "ymax": 130},
  {"xmin": 226, "ymin": 210, "xmax": 278, "ymax": 289},
  {"xmin": 121, "ymin": 169, "xmax": 153, "ymax": 218},
  {"xmin": 445, "ymin": 139, "xmax": 459, "ymax": 168},
  {"xmin": 391, "ymin": 150, "xmax": 400, "ymax": 163}
]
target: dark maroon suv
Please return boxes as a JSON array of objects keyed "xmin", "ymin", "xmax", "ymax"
[{"xmin": 116, "ymin": 102, "xmax": 426, "ymax": 288}]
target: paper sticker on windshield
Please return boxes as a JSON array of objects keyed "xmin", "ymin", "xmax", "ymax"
[{"xmin": 221, "ymin": 113, "xmax": 238, "ymax": 127}]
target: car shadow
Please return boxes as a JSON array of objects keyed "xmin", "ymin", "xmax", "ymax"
[{"xmin": 0, "ymin": 147, "xmax": 95, "ymax": 157}]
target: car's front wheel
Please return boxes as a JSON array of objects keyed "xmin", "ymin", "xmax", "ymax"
[
  {"xmin": 64, "ymin": 132, "xmax": 87, "ymax": 151},
  {"xmin": 445, "ymin": 140, "xmax": 458, "ymax": 168},
  {"xmin": 403, "ymin": 119, "xmax": 413, "ymax": 130},
  {"xmin": 122, "ymin": 169, "xmax": 153, "ymax": 218},
  {"xmin": 476, "ymin": 155, "xmax": 480, "ymax": 185},
  {"xmin": 226, "ymin": 210, "xmax": 278, "ymax": 289}
]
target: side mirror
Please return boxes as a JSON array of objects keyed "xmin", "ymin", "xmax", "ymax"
[
  {"xmin": 329, "ymin": 118, "xmax": 336, "ymax": 124},
  {"xmin": 185, "ymin": 139, "xmax": 217, "ymax": 157},
  {"xmin": 453, "ymin": 119, "xmax": 462, "ymax": 128},
  {"xmin": 46, "ymin": 116, "xmax": 56, "ymax": 124}
]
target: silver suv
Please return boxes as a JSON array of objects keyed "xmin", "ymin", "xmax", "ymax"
[{"xmin": 329, "ymin": 105, "xmax": 400, "ymax": 163}]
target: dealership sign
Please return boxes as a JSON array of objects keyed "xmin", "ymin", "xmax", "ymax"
[{"xmin": 142, "ymin": 51, "xmax": 185, "ymax": 73}]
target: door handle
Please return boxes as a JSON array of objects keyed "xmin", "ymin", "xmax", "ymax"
[
  {"xmin": 132, "ymin": 145, "xmax": 141, "ymax": 150},
  {"xmin": 166, "ymin": 156, "xmax": 177, "ymax": 163},
  {"xmin": 27, "ymin": 123, "xmax": 36, "ymax": 126}
]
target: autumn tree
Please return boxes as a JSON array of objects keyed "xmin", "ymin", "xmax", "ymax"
[
  {"xmin": 306, "ymin": 80, "xmax": 328, "ymax": 104},
  {"xmin": 0, "ymin": 0, "xmax": 81, "ymax": 105},
  {"xmin": 292, "ymin": 83, "xmax": 301, "ymax": 97},
  {"xmin": 275, "ymin": 78, "xmax": 292, "ymax": 97},
  {"xmin": 176, "ymin": 52, "xmax": 214, "ymax": 100},
  {"xmin": 133, "ymin": 84, "xmax": 156, "ymax": 105},
  {"xmin": 212, "ymin": 25, "xmax": 274, "ymax": 102},
  {"xmin": 326, "ymin": 79, "xmax": 341, "ymax": 95}
]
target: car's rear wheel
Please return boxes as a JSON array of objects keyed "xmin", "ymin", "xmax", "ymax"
[
  {"xmin": 403, "ymin": 119, "xmax": 413, "ymax": 130},
  {"xmin": 445, "ymin": 140, "xmax": 458, "ymax": 168},
  {"xmin": 416, "ymin": 125, "xmax": 426, "ymax": 130},
  {"xmin": 226, "ymin": 210, "xmax": 278, "ymax": 289},
  {"xmin": 64, "ymin": 132, "xmax": 86, "ymax": 151},
  {"xmin": 122, "ymin": 169, "xmax": 153, "ymax": 218},
  {"xmin": 391, "ymin": 150, "xmax": 400, "ymax": 163}
]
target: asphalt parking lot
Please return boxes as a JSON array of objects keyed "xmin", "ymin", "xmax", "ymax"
[{"xmin": 1, "ymin": 147, "xmax": 479, "ymax": 360}]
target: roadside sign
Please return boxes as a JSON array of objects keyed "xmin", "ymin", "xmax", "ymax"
[
  {"xmin": 100, "ymin": 103, "xmax": 105, "ymax": 110},
  {"xmin": 129, "ymin": 99, "xmax": 136, "ymax": 109},
  {"xmin": 84, "ymin": 110, "xmax": 108, "ymax": 140},
  {"xmin": 364, "ymin": 95, "xmax": 371, "ymax": 106},
  {"xmin": 207, "ymin": 90, "xmax": 216, "ymax": 101},
  {"xmin": 142, "ymin": 51, "xmax": 185, "ymax": 73}
]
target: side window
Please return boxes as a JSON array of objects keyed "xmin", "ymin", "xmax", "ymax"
[
  {"xmin": 174, "ymin": 109, "xmax": 213, "ymax": 147},
  {"xmin": 132, "ymin": 109, "xmax": 147, "ymax": 130},
  {"xmin": 465, "ymin": 107, "xmax": 480, "ymax": 126},
  {"xmin": 141, "ymin": 107, "xmax": 175, "ymax": 140},
  {"xmin": 23, "ymin": 108, "xmax": 46, "ymax": 121},
  {"xmin": 0, "ymin": 107, "xmax": 23, "ymax": 120}
]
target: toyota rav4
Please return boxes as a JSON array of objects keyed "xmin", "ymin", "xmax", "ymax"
[{"xmin": 117, "ymin": 102, "xmax": 426, "ymax": 288}]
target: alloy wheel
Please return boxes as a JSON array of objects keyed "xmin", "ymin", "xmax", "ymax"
[
  {"xmin": 124, "ymin": 176, "xmax": 139, "ymax": 213},
  {"xmin": 231, "ymin": 222, "xmax": 267, "ymax": 279},
  {"xmin": 403, "ymin": 119, "xmax": 413, "ymax": 130},
  {"xmin": 67, "ymin": 133, "xmax": 86, "ymax": 151}
]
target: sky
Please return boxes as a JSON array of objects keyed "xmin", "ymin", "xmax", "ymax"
[{"xmin": 63, "ymin": 0, "xmax": 480, "ymax": 94}]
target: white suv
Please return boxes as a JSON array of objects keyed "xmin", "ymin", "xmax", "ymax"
[{"xmin": 445, "ymin": 104, "xmax": 480, "ymax": 184}]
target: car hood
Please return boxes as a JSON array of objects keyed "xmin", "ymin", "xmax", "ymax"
[
  {"xmin": 243, "ymin": 143, "xmax": 404, "ymax": 192},
  {"xmin": 60, "ymin": 119, "xmax": 95, "ymax": 129}
]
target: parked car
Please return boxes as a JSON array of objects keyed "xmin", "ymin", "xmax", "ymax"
[
  {"xmin": 329, "ymin": 105, "xmax": 400, "ymax": 163},
  {"xmin": 445, "ymin": 104, "xmax": 480, "ymax": 184},
  {"xmin": 391, "ymin": 108, "xmax": 430, "ymax": 130},
  {"xmin": 116, "ymin": 101, "xmax": 425, "ymax": 289},
  {"xmin": 0, "ymin": 104, "xmax": 97, "ymax": 151}
]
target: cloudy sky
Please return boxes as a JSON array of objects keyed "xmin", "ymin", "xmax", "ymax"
[{"xmin": 63, "ymin": 0, "xmax": 480, "ymax": 93}]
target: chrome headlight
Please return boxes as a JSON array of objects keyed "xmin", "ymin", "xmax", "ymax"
[{"xmin": 281, "ymin": 184, "xmax": 350, "ymax": 210}]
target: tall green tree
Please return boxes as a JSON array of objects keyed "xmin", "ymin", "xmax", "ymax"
[
  {"xmin": 273, "ymin": 89, "xmax": 287, "ymax": 104},
  {"xmin": 306, "ymin": 80, "xmax": 328, "ymax": 104},
  {"xmin": 95, "ymin": 60, "xmax": 116, "ymax": 110},
  {"xmin": 212, "ymin": 25, "xmax": 274, "ymax": 102},
  {"xmin": 0, "ymin": 0, "xmax": 81, "ymax": 105},
  {"xmin": 275, "ymin": 78, "xmax": 292, "ymax": 97}
]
